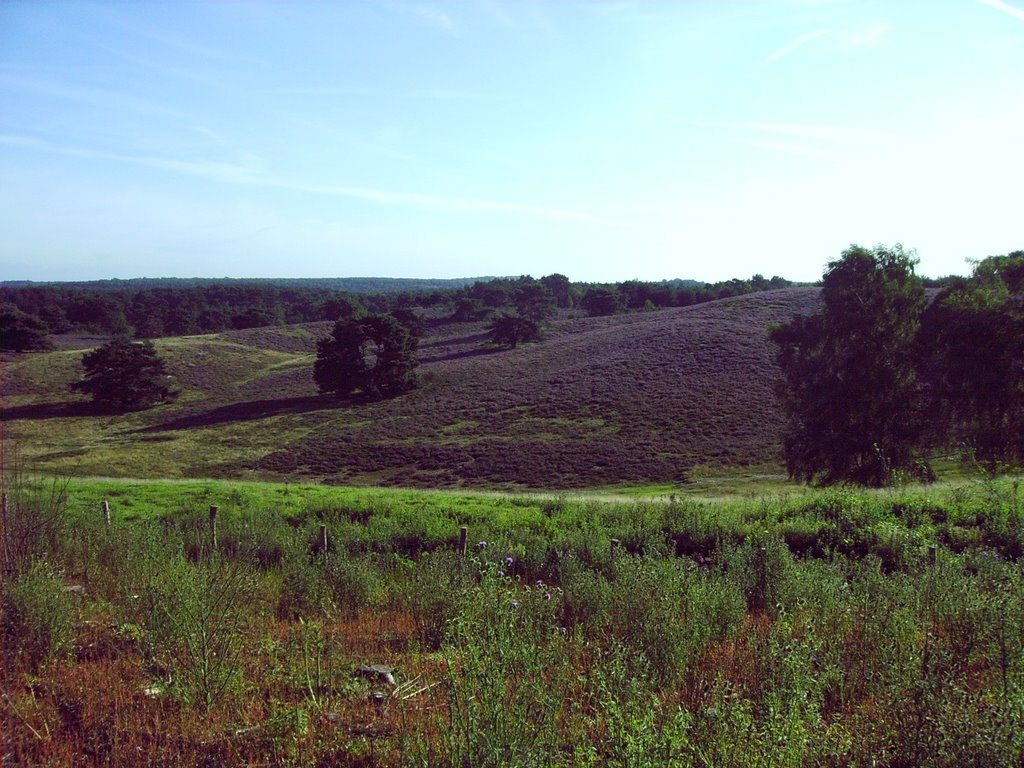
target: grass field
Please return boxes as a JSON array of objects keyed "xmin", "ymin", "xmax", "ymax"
[{"xmin": 3, "ymin": 472, "xmax": 1023, "ymax": 766}]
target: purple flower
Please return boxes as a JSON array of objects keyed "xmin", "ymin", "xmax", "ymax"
[
  {"xmin": 511, "ymin": 599, "xmax": 520, "ymax": 608},
  {"xmin": 504, "ymin": 556, "xmax": 514, "ymax": 566},
  {"xmin": 544, "ymin": 592, "xmax": 552, "ymax": 601},
  {"xmin": 535, "ymin": 580, "xmax": 544, "ymax": 587},
  {"xmin": 478, "ymin": 541, "xmax": 488, "ymax": 549}
]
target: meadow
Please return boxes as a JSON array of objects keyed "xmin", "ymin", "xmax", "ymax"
[
  {"xmin": 2, "ymin": 289, "xmax": 820, "ymax": 487},
  {"xmin": 3, "ymin": 472, "xmax": 1023, "ymax": 766}
]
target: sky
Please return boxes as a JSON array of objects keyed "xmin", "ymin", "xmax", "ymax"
[{"xmin": 1, "ymin": 1, "xmax": 1022, "ymax": 283}]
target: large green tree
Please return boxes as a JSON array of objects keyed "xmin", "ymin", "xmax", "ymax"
[
  {"xmin": 771, "ymin": 244, "xmax": 927, "ymax": 485},
  {"xmin": 918, "ymin": 252, "xmax": 1024, "ymax": 467},
  {"xmin": 313, "ymin": 313, "xmax": 418, "ymax": 398},
  {"xmin": 71, "ymin": 338, "xmax": 176, "ymax": 411}
]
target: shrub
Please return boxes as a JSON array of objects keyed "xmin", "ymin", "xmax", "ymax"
[
  {"xmin": 722, "ymin": 536, "xmax": 794, "ymax": 616},
  {"xmin": 428, "ymin": 568, "xmax": 567, "ymax": 766},
  {"xmin": 1, "ymin": 471, "xmax": 69, "ymax": 575},
  {"xmin": 140, "ymin": 553, "xmax": 255, "ymax": 711},
  {"xmin": 323, "ymin": 555, "xmax": 380, "ymax": 617},
  {"xmin": 278, "ymin": 551, "xmax": 333, "ymax": 620},
  {"xmin": 559, "ymin": 555, "xmax": 613, "ymax": 633},
  {"xmin": 3, "ymin": 559, "xmax": 74, "ymax": 669},
  {"xmin": 606, "ymin": 555, "xmax": 690, "ymax": 684},
  {"xmin": 401, "ymin": 550, "xmax": 473, "ymax": 650},
  {"xmin": 580, "ymin": 646, "xmax": 695, "ymax": 766}
]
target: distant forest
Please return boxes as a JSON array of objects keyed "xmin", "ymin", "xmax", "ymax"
[
  {"xmin": 1, "ymin": 276, "xmax": 493, "ymax": 295},
  {"xmin": 0, "ymin": 273, "xmax": 806, "ymax": 347}
]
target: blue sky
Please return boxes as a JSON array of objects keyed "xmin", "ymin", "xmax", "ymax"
[{"xmin": 1, "ymin": 0, "xmax": 1022, "ymax": 283}]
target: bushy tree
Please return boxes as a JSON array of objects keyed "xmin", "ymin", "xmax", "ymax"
[
  {"xmin": 771, "ymin": 244, "xmax": 927, "ymax": 485},
  {"xmin": 451, "ymin": 297, "xmax": 487, "ymax": 322},
  {"xmin": 0, "ymin": 305, "xmax": 53, "ymax": 351},
  {"xmin": 71, "ymin": 337, "xmax": 176, "ymax": 410},
  {"xmin": 580, "ymin": 288, "xmax": 621, "ymax": 317},
  {"xmin": 489, "ymin": 314, "xmax": 541, "ymax": 348},
  {"xmin": 314, "ymin": 313, "xmax": 418, "ymax": 398},
  {"xmin": 540, "ymin": 273, "xmax": 573, "ymax": 308},
  {"xmin": 513, "ymin": 279, "xmax": 556, "ymax": 321}
]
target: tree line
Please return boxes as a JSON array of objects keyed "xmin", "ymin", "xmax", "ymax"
[
  {"xmin": 1, "ymin": 272, "xmax": 800, "ymax": 351},
  {"xmin": 772, "ymin": 244, "xmax": 1024, "ymax": 484}
]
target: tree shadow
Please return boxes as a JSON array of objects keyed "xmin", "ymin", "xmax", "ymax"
[
  {"xmin": 419, "ymin": 343, "xmax": 507, "ymax": 364},
  {"xmin": 418, "ymin": 331, "xmax": 492, "ymax": 350},
  {"xmin": 135, "ymin": 395, "xmax": 338, "ymax": 433},
  {"xmin": 1, "ymin": 401, "xmax": 99, "ymax": 421}
]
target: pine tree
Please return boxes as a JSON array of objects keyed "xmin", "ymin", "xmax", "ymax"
[{"xmin": 71, "ymin": 338, "xmax": 176, "ymax": 411}]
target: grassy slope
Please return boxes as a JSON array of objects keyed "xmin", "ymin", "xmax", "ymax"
[{"xmin": 2, "ymin": 288, "xmax": 820, "ymax": 488}]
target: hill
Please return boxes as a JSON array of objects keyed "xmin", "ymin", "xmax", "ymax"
[{"xmin": 2, "ymin": 288, "xmax": 821, "ymax": 488}]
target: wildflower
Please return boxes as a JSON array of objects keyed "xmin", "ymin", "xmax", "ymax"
[
  {"xmin": 535, "ymin": 580, "xmax": 544, "ymax": 587},
  {"xmin": 504, "ymin": 556, "xmax": 514, "ymax": 566},
  {"xmin": 497, "ymin": 570, "xmax": 505, "ymax": 577},
  {"xmin": 511, "ymin": 599, "xmax": 520, "ymax": 608},
  {"xmin": 544, "ymin": 592, "xmax": 552, "ymax": 601},
  {"xmin": 478, "ymin": 541, "xmax": 488, "ymax": 549}
]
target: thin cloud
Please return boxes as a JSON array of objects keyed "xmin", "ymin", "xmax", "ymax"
[
  {"xmin": 381, "ymin": 1, "xmax": 461, "ymax": 38},
  {"xmin": 471, "ymin": 0, "xmax": 557, "ymax": 39},
  {"xmin": 409, "ymin": 4, "xmax": 461, "ymax": 37},
  {"xmin": 191, "ymin": 126, "xmax": 232, "ymax": 149},
  {"xmin": 98, "ymin": 6, "xmax": 253, "ymax": 63},
  {"xmin": 406, "ymin": 88, "xmax": 493, "ymax": 101},
  {"xmin": 1, "ymin": 134, "xmax": 613, "ymax": 225},
  {"xmin": 0, "ymin": 134, "xmax": 264, "ymax": 185},
  {"xmin": 280, "ymin": 179, "xmax": 593, "ymax": 222},
  {"xmin": 0, "ymin": 72, "xmax": 191, "ymax": 121},
  {"xmin": 763, "ymin": 22, "xmax": 892, "ymax": 65},
  {"xmin": 977, "ymin": 0, "xmax": 1024, "ymax": 22},
  {"xmin": 740, "ymin": 122, "xmax": 900, "ymax": 146},
  {"xmin": 764, "ymin": 29, "xmax": 831, "ymax": 64},
  {"xmin": 737, "ymin": 138, "xmax": 833, "ymax": 160},
  {"xmin": 265, "ymin": 85, "xmax": 381, "ymax": 97},
  {"xmin": 842, "ymin": 22, "xmax": 893, "ymax": 49}
]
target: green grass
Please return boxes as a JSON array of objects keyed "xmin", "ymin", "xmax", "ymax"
[
  {"xmin": 5, "ymin": 470, "xmax": 1023, "ymax": 766},
  {"xmin": 37, "ymin": 471, "xmax": 1023, "ymax": 559}
]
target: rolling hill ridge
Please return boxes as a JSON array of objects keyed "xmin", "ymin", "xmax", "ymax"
[{"xmin": 2, "ymin": 288, "xmax": 820, "ymax": 488}]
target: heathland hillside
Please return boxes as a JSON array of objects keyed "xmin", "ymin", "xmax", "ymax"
[{"xmin": 2, "ymin": 288, "xmax": 820, "ymax": 487}]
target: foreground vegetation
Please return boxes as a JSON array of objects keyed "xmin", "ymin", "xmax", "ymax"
[{"xmin": 3, "ymin": 473, "xmax": 1023, "ymax": 766}]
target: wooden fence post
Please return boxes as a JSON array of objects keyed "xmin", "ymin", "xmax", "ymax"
[
  {"xmin": 458, "ymin": 526, "xmax": 468, "ymax": 556},
  {"xmin": 102, "ymin": 500, "xmax": 111, "ymax": 528},
  {"xmin": 209, "ymin": 505, "xmax": 219, "ymax": 551},
  {"xmin": 319, "ymin": 524, "xmax": 329, "ymax": 557},
  {"xmin": 1, "ymin": 493, "xmax": 10, "ymax": 576},
  {"xmin": 929, "ymin": 544, "xmax": 938, "ymax": 566}
]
